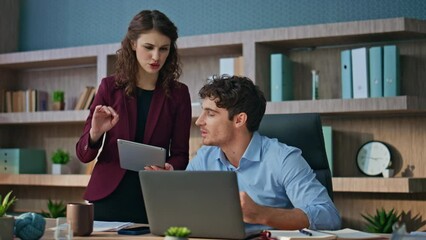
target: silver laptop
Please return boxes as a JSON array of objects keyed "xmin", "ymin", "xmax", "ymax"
[
  {"xmin": 117, "ymin": 139, "xmax": 166, "ymax": 171},
  {"xmin": 139, "ymin": 171, "xmax": 258, "ymax": 239}
]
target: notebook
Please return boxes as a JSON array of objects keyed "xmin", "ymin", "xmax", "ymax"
[
  {"xmin": 270, "ymin": 228, "xmax": 383, "ymax": 240},
  {"xmin": 139, "ymin": 171, "xmax": 258, "ymax": 239},
  {"xmin": 117, "ymin": 139, "xmax": 166, "ymax": 171}
]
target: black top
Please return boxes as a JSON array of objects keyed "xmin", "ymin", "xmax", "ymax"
[{"xmin": 92, "ymin": 88, "xmax": 154, "ymax": 223}]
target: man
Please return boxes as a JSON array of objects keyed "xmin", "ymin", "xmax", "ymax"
[{"xmin": 187, "ymin": 74, "xmax": 341, "ymax": 232}]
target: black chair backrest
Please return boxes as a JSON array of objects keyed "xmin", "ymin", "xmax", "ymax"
[{"xmin": 258, "ymin": 113, "xmax": 333, "ymax": 200}]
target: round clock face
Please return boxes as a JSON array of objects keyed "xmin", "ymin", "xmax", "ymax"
[{"xmin": 356, "ymin": 141, "xmax": 391, "ymax": 176}]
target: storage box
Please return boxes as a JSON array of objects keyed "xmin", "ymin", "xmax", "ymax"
[{"xmin": 0, "ymin": 148, "xmax": 46, "ymax": 174}]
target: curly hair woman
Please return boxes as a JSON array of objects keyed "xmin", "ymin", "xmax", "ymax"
[{"xmin": 76, "ymin": 10, "xmax": 191, "ymax": 223}]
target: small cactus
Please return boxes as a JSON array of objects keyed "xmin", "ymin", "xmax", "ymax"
[
  {"xmin": 361, "ymin": 208, "xmax": 401, "ymax": 233},
  {"xmin": 165, "ymin": 226, "xmax": 191, "ymax": 237}
]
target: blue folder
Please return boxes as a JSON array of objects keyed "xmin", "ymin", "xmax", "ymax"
[
  {"xmin": 383, "ymin": 45, "xmax": 400, "ymax": 97},
  {"xmin": 369, "ymin": 46, "xmax": 383, "ymax": 98},
  {"xmin": 341, "ymin": 50, "xmax": 352, "ymax": 99},
  {"xmin": 270, "ymin": 53, "xmax": 293, "ymax": 101}
]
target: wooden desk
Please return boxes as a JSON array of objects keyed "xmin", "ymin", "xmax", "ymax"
[
  {"xmin": 37, "ymin": 219, "xmax": 214, "ymax": 240},
  {"xmin": 33, "ymin": 219, "xmax": 390, "ymax": 240}
]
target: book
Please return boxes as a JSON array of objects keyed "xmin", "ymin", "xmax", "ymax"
[
  {"xmin": 83, "ymin": 87, "xmax": 96, "ymax": 110},
  {"xmin": 270, "ymin": 53, "xmax": 293, "ymax": 102},
  {"xmin": 369, "ymin": 46, "xmax": 383, "ymax": 98},
  {"xmin": 74, "ymin": 86, "xmax": 91, "ymax": 110},
  {"xmin": 270, "ymin": 228, "xmax": 383, "ymax": 240},
  {"xmin": 351, "ymin": 47, "xmax": 369, "ymax": 99},
  {"xmin": 5, "ymin": 90, "xmax": 13, "ymax": 113},
  {"xmin": 321, "ymin": 228, "xmax": 384, "ymax": 239},
  {"xmin": 341, "ymin": 50, "xmax": 352, "ymax": 99},
  {"xmin": 36, "ymin": 90, "xmax": 48, "ymax": 111},
  {"xmin": 270, "ymin": 229, "xmax": 335, "ymax": 239}
]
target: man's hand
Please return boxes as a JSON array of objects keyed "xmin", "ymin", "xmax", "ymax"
[
  {"xmin": 144, "ymin": 163, "xmax": 174, "ymax": 171},
  {"xmin": 240, "ymin": 192, "xmax": 310, "ymax": 230},
  {"xmin": 239, "ymin": 191, "xmax": 265, "ymax": 225}
]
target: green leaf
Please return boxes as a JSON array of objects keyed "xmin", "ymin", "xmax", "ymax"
[
  {"xmin": 361, "ymin": 208, "xmax": 400, "ymax": 233},
  {"xmin": 0, "ymin": 191, "xmax": 17, "ymax": 217}
]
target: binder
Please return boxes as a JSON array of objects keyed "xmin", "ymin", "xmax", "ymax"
[
  {"xmin": 322, "ymin": 126, "xmax": 333, "ymax": 176},
  {"xmin": 219, "ymin": 56, "xmax": 243, "ymax": 76},
  {"xmin": 219, "ymin": 57, "xmax": 235, "ymax": 75},
  {"xmin": 270, "ymin": 53, "xmax": 293, "ymax": 101},
  {"xmin": 340, "ymin": 50, "xmax": 352, "ymax": 99},
  {"xmin": 369, "ymin": 46, "xmax": 383, "ymax": 97},
  {"xmin": 383, "ymin": 45, "xmax": 400, "ymax": 97},
  {"xmin": 351, "ymin": 47, "xmax": 369, "ymax": 98}
]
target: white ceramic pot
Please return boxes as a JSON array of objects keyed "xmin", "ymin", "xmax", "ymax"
[
  {"xmin": 164, "ymin": 236, "xmax": 188, "ymax": 240},
  {"xmin": 52, "ymin": 163, "xmax": 70, "ymax": 174},
  {"xmin": 382, "ymin": 169, "xmax": 395, "ymax": 178}
]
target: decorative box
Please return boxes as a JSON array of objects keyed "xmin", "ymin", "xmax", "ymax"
[{"xmin": 0, "ymin": 148, "xmax": 46, "ymax": 174}]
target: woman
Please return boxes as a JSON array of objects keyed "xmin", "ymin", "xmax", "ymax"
[{"xmin": 76, "ymin": 10, "xmax": 192, "ymax": 223}]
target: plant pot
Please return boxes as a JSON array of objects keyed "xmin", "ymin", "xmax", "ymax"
[
  {"xmin": 52, "ymin": 163, "xmax": 70, "ymax": 175},
  {"xmin": 0, "ymin": 215, "xmax": 15, "ymax": 240},
  {"xmin": 52, "ymin": 101, "xmax": 65, "ymax": 111},
  {"xmin": 164, "ymin": 237, "xmax": 188, "ymax": 240},
  {"xmin": 382, "ymin": 169, "xmax": 395, "ymax": 178}
]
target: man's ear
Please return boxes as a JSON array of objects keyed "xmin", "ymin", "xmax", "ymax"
[{"xmin": 234, "ymin": 112, "xmax": 247, "ymax": 128}]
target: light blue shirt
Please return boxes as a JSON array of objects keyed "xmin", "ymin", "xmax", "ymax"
[{"xmin": 186, "ymin": 132, "xmax": 341, "ymax": 231}]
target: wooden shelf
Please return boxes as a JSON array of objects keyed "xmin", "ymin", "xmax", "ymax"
[
  {"xmin": 332, "ymin": 177, "xmax": 426, "ymax": 193},
  {"xmin": 254, "ymin": 17, "xmax": 426, "ymax": 49},
  {"xmin": 191, "ymin": 96, "xmax": 426, "ymax": 118},
  {"xmin": 0, "ymin": 174, "xmax": 90, "ymax": 187},
  {"xmin": 2, "ymin": 175, "xmax": 425, "ymax": 193},
  {"xmin": 265, "ymin": 96, "xmax": 426, "ymax": 115},
  {"xmin": 0, "ymin": 96, "xmax": 423, "ymax": 124},
  {"xmin": 0, "ymin": 110, "xmax": 89, "ymax": 124}
]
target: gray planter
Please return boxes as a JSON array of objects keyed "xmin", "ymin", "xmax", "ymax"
[{"xmin": 0, "ymin": 215, "xmax": 15, "ymax": 240}]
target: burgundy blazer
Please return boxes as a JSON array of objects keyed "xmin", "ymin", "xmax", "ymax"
[{"xmin": 76, "ymin": 76, "xmax": 192, "ymax": 201}]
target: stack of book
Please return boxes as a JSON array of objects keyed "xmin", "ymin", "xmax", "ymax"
[
  {"xmin": 1, "ymin": 89, "xmax": 48, "ymax": 113},
  {"xmin": 75, "ymin": 86, "xmax": 96, "ymax": 110}
]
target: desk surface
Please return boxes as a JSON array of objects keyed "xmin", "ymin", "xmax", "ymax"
[
  {"xmin": 37, "ymin": 219, "xmax": 215, "ymax": 240},
  {"xmin": 33, "ymin": 219, "xmax": 390, "ymax": 240}
]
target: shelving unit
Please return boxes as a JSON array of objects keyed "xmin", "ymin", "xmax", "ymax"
[{"xmin": 1, "ymin": 17, "xmax": 425, "ymax": 230}]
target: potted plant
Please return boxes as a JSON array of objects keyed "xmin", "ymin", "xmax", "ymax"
[
  {"xmin": 164, "ymin": 226, "xmax": 191, "ymax": 240},
  {"xmin": 0, "ymin": 190, "xmax": 17, "ymax": 240},
  {"xmin": 51, "ymin": 149, "xmax": 70, "ymax": 174},
  {"xmin": 361, "ymin": 208, "xmax": 401, "ymax": 233},
  {"xmin": 41, "ymin": 199, "xmax": 66, "ymax": 218},
  {"xmin": 52, "ymin": 90, "xmax": 65, "ymax": 110}
]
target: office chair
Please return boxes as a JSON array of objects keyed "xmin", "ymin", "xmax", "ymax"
[{"xmin": 257, "ymin": 113, "xmax": 334, "ymax": 200}]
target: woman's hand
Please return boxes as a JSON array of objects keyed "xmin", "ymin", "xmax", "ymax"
[
  {"xmin": 90, "ymin": 105, "xmax": 119, "ymax": 142},
  {"xmin": 144, "ymin": 163, "xmax": 174, "ymax": 171}
]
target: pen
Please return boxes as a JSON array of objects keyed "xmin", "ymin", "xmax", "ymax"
[{"xmin": 299, "ymin": 229, "xmax": 313, "ymax": 236}]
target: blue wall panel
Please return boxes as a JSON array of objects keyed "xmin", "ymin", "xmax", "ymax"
[{"xmin": 19, "ymin": 0, "xmax": 426, "ymax": 51}]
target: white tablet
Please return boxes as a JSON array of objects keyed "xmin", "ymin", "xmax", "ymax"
[{"xmin": 117, "ymin": 139, "xmax": 166, "ymax": 171}]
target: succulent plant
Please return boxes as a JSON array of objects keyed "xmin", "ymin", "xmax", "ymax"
[
  {"xmin": 51, "ymin": 149, "xmax": 70, "ymax": 164},
  {"xmin": 165, "ymin": 226, "xmax": 191, "ymax": 237},
  {"xmin": 0, "ymin": 190, "xmax": 17, "ymax": 217},
  {"xmin": 52, "ymin": 91, "xmax": 65, "ymax": 102},
  {"xmin": 361, "ymin": 208, "xmax": 401, "ymax": 233},
  {"xmin": 41, "ymin": 199, "xmax": 66, "ymax": 218}
]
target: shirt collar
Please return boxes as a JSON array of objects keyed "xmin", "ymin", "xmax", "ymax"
[{"xmin": 215, "ymin": 131, "xmax": 262, "ymax": 166}]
